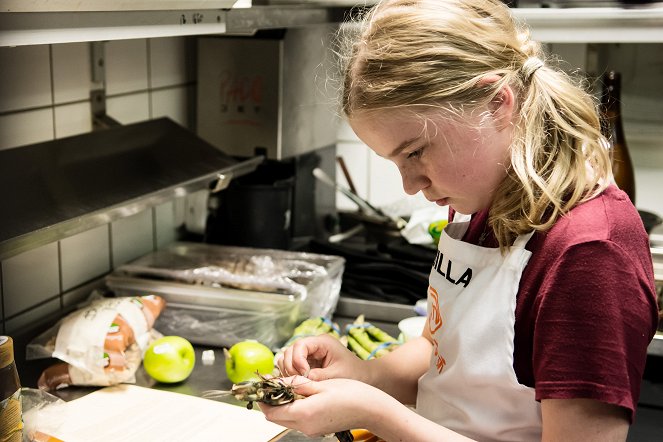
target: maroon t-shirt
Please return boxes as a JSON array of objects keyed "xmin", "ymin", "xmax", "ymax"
[{"xmin": 451, "ymin": 185, "xmax": 658, "ymax": 422}]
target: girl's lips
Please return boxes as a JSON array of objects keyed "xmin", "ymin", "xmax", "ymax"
[{"xmin": 435, "ymin": 198, "xmax": 449, "ymax": 206}]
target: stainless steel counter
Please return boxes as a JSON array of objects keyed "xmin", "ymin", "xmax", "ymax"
[
  {"xmin": 49, "ymin": 346, "xmax": 338, "ymax": 441},
  {"xmin": 43, "ymin": 297, "xmax": 416, "ymax": 441}
]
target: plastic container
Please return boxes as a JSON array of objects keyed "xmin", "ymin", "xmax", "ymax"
[
  {"xmin": 0, "ymin": 336, "xmax": 22, "ymax": 442},
  {"xmin": 398, "ymin": 316, "xmax": 427, "ymax": 342},
  {"xmin": 105, "ymin": 242, "xmax": 345, "ymax": 349}
]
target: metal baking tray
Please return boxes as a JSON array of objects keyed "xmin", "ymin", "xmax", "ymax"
[{"xmin": 105, "ymin": 242, "xmax": 345, "ymax": 348}]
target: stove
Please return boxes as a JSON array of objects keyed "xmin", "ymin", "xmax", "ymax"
[{"xmin": 306, "ymin": 234, "xmax": 436, "ymax": 306}]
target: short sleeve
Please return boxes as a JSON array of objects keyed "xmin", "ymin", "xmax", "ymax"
[{"xmin": 532, "ymin": 239, "xmax": 657, "ymax": 421}]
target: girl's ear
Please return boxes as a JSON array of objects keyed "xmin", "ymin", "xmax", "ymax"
[
  {"xmin": 493, "ymin": 85, "xmax": 516, "ymax": 131},
  {"xmin": 479, "ymin": 75, "xmax": 516, "ymax": 131}
]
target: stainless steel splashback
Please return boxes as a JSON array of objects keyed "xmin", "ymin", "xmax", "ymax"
[{"xmin": 196, "ymin": 25, "xmax": 340, "ymax": 160}]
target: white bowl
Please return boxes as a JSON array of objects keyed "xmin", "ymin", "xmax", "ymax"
[
  {"xmin": 398, "ymin": 316, "xmax": 427, "ymax": 342},
  {"xmin": 414, "ymin": 299, "xmax": 427, "ymax": 316}
]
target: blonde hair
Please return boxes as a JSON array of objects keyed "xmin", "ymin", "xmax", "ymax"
[{"xmin": 341, "ymin": 0, "xmax": 612, "ymax": 251}]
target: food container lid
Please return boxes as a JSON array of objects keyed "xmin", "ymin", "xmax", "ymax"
[
  {"xmin": 0, "ymin": 336, "xmax": 14, "ymax": 369},
  {"xmin": 106, "ymin": 242, "xmax": 345, "ymax": 312}
]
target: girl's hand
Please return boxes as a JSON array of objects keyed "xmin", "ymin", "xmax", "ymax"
[
  {"xmin": 259, "ymin": 377, "xmax": 386, "ymax": 438},
  {"xmin": 277, "ymin": 334, "xmax": 365, "ymax": 382}
]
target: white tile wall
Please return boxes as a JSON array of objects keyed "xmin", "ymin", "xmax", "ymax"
[
  {"xmin": 0, "ymin": 37, "xmax": 192, "ymax": 333},
  {"xmin": 0, "ymin": 109, "xmax": 54, "ymax": 150},
  {"xmin": 62, "ymin": 279, "xmax": 106, "ymax": 310},
  {"xmin": 52, "ymin": 43, "xmax": 91, "ymax": 104},
  {"xmin": 0, "ymin": 46, "xmax": 52, "ymax": 113},
  {"xmin": 155, "ymin": 201, "xmax": 179, "ymax": 249},
  {"xmin": 54, "ymin": 102, "xmax": 93, "ymax": 138},
  {"xmin": 336, "ymin": 139, "xmax": 370, "ymax": 211},
  {"xmin": 111, "ymin": 210, "xmax": 155, "ymax": 268},
  {"xmin": 5, "ymin": 298, "xmax": 61, "ymax": 335},
  {"xmin": 107, "ymin": 92, "xmax": 150, "ymax": 124},
  {"xmin": 149, "ymin": 37, "xmax": 189, "ymax": 88},
  {"xmin": 60, "ymin": 225, "xmax": 111, "ymax": 292},
  {"xmin": 151, "ymin": 86, "xmax": 189, "ymax": 127},
  {"xmin": 2, "ymin": 243, "xmax": 59, "ymax": 318},
  {"xmin": 105, "ymin": 39, "xmax": 149, "ymax": 95}
]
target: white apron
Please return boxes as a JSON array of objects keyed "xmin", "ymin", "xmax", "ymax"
[{"xmin": 416, "ymin": 214, "xmax": 542, "ymax": 441}]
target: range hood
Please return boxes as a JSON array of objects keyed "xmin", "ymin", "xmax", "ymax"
[{"xmin": 0, "ymin": 118, "xmax": 262, "ymax": 260}]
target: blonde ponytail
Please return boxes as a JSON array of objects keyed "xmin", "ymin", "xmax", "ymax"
[{"xmin": 341, "ymin": 0, "xmax": 612, "ymax": 251}]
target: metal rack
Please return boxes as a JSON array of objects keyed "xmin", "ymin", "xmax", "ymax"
[
  {"xmin": 0, "ymin": 118, "xmax": 263, "ymax": 261},
  {"xmin": 1, "ymin": 3, "xmax": 663, "ymax": 47}
]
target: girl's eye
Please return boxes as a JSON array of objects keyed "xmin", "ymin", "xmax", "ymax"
[{"xmin": 406, "ymin": 147, "xmax": 424, "ymax": 159}]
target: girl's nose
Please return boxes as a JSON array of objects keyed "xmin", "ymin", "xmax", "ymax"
[{"xmin": 400, "ymin": 168, "xmax": 430, "ymax": 195}]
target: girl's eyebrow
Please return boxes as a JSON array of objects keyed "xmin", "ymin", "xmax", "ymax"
[{"xmin": 387, "ymin": 135, "xmax": 423, "ymax": 159}]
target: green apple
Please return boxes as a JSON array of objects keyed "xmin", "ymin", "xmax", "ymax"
[
  {"xmin": 224, "ymin": 340, "xmax": 274, "ymax": 384},
  {"xmin": 143, "ymin": 336, "xmax": 195, "ymax": 383}
]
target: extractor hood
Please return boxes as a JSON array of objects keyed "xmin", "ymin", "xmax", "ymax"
[{"xmin": 0, "ymin": 118, "xmax": 262, "ymax": 260}]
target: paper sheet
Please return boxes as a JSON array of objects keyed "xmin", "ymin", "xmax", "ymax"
[{"xmin": 39, "ymin": 384, "xmax": 288, "ymax": 442}]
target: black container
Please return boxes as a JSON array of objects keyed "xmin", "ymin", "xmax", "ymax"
[
  {"xmin": 206, "ymin": 146, "xmax": 337, "ymax": 250},
  {"xmin": 207, "ymin": 159, "xmax": 294, "ymax": 249}
]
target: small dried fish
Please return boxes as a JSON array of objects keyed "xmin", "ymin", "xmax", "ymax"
[
  {"xmin": 203, "ymin": 372, "xmax": 354, "ymax": 442},
  {"xmin": 203, "ymin": 373, "xmax": 302, "ymax": 410}
]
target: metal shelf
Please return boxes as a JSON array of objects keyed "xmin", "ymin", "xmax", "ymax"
[
  {"xmin": 0, "ymin": 3, "xmax": 348, "ymax": 46},
  {"xmin": 0, "ymin": 10, "xmax": 229, "ymax": 46},
  {"xmin": 0, "ymin": 118, "xmax": 263, "ymax": 261},
  {"xmin": 262, "ymin": 2, "xmax": 663, "ymax": 43},
  {"xmin": 0, "ymin": 1, "xmax": 237, "ymax": 11},
  {"xmin": 513, "ymin": 7, "xmax": 663, "ymax": 43},
  {"xmin": 2, "ymin": 4, "xmax": 662, "ymax": 47}
]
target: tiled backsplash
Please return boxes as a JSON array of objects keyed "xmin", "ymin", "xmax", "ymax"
[
  {"xmin": 0, "ymin": 37, "xmax": 193, "ymax": 151},
  {"xmin": 0, "ymin": 199, "xmax": 185, "ymax": 335},
  {"xmin": 0, "ymin": 37, "xmax": 193, "ymax": 334},
  {"xmin": 1, "ymin": 38, "xmax": 661, "ymax": 337}
]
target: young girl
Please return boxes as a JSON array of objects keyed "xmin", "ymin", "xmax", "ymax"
[{"xmin": 260, "ymin": 0, "xmax": 659, "ymax": 440}]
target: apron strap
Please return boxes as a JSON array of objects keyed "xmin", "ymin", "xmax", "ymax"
[
  {"xmin": 512, "ymin": 230, "xmax": 536, "ymax": 249},
  {"xmin": 451, "ymin": 212, "xmax": 534, "ymax": 249},
  {"xmin": 452, "ymin": 212, "xmax": 472, "ymax": 223}
]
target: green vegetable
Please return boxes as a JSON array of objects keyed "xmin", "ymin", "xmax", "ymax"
[
  {"xmin": 366, "ymin": 325, "xmax": 398, "ymax": 344},
  {"xmin": 347, "ymin": 335, "xmax": 371, "ymax": 360},
  {"xmin": 284, "ymin": 317, "xmax": 340, "ymax": 348},
  {"xmin": 346, "ymin": 315, "xmax": 400, "ymax": 359}
]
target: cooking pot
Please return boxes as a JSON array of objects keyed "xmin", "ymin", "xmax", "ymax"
[{"xmin": 640, "ymin": 210, "xmax": 663, "ymax": 235}]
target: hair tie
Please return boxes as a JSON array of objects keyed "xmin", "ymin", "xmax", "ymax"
[{"xmin": 521, "ymin": 57, "xmax": 544, "ymax": 83}]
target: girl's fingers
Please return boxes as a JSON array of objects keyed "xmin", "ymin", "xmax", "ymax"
[{"xmin": 290, "ymin": 376, "xmax": 320, "ymax": 396}]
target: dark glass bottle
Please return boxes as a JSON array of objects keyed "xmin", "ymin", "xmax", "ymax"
[
  {"xmin": 0, "ymin": 336, "xmax": 22, "ymax": 442},
  {"xmin": 600, "ymin": 71, "xmax": 636, "ymax": 204}
]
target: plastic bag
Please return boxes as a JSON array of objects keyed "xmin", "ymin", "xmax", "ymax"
[
  {"xmin": 27, "ymin": 293, "xmax": 165, "ymax": 390},
  {"xmin": 20, "ymin": 388, "xmax": 66, "ymax": 442},
  {"xmin": 106, "ymin": 243, "xmax": 345, "ymax": 349}
]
